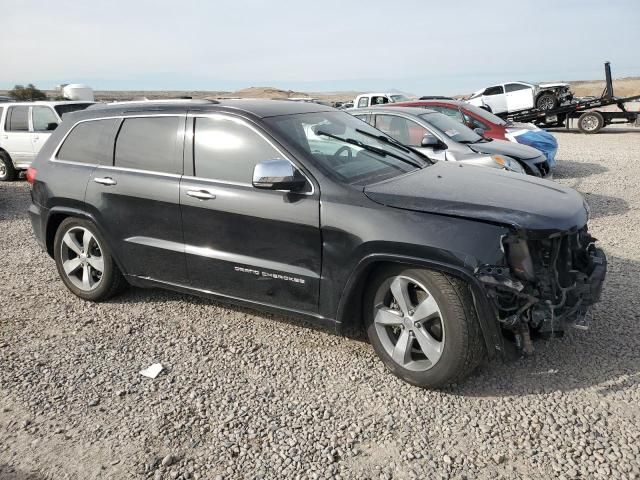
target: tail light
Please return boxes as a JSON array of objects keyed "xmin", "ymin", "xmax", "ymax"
[{"xmin": 26, "ymin": 167, "xmax": 37, "ymax": 185}]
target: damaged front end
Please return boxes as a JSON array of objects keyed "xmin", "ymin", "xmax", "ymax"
[{"xmin": 476, "ymin": 227, "xmax": 607, "ymax": 354}]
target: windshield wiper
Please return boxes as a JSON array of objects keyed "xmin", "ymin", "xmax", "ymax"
[
  {"xmin": 354, "ymin": 128, "xmax": 411, "ymax": 153},
  {"xmin": 315, "ymin": 130, "xmax": 423, "ymax": 169},
  {"xmin": 354, "ymin": 128, "xmax": 434, "ymax": 165}
]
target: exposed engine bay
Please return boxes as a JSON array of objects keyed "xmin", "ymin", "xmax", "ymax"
[{"xmin": 476, "ymin": 227, "xmax": 607, "ymax": 354}]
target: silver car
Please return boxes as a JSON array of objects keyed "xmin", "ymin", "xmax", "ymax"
[{"xmin": 350, "ymin": 106, "xmax": 551, "ymax": 177}]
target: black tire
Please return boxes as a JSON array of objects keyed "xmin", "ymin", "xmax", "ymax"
[
  {"xmin": 53, "ymin": 217, "xmax": 127, "ymax": 301},
  {"xmin": 0, "ymin": 151, "xmax": 17, "ymax": 182},
  {"xmin": 364, "ymin": 266, "xmax": 485, "ymax": 388},
  {"xmin": 536, "ymin": 92, "xmax": 558, "ymax": 111},
  {"xmin": 577, "ymin": 111, "xmax": 604, "ymax": 134}
]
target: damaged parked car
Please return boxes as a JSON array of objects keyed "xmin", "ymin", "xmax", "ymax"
[
  {"xmin": 390, "ymin": 99, "xmax": 559, "ymax": 167},
  {"xmin": 28, "ymin": 100, "xmax": 606, "ymax": 388},
  {"xmin": 350, "ymin": 106, "xmax": 551, "ymax": 177}
]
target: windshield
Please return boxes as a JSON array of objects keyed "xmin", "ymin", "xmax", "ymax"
[
  {"xmin": 419, "ymin": 112, "xmax": 482, "ymax": 143},
  {"xmin": 265, "ymin": 111, "xmax": 427, "ymax": 185},
  {"xmin": 54, "ymin": 103, "xmax": 94, "ymax": 118},
  {"xmin": 390, "ymin": 94, "xmax": 409, "ymax": 102},
  {"xmin": 462, "ymin": 103, "xmax": 507, "ymax": 126}
]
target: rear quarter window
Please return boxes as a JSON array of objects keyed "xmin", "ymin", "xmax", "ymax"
[
  {"xmin": 114, "ymin": 117, "xmax": 182, "ymax": 174},
  {"xmin": 56, "ymin": 119, "xmax": 118, "ymax": 165}
]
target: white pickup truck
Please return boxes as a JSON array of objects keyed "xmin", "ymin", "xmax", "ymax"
[
  {"xmin": 352, "ymin": 92, "xmax": 410, "ymax": 109},
  {"xmin": 0, "ymin": 101, "xmax": 93, "ymax": 180}
]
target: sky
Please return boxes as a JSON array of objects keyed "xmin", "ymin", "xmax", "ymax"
[{"xmin": 1, "ymin": 0, "xmax": 639, "ymax": 95}]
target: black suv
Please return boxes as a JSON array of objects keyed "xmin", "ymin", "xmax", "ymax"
[{"xmin": 28, "ymin": 100, "xmax": 606, "ymax": 388}]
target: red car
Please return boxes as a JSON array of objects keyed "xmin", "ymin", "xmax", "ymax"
[{"xmin": 389, "ymin": 99, "xmax": 558, "ymax": 166}]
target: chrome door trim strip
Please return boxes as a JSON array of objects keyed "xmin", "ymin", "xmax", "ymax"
[{"xmin": 124, "ymin": 236, "xmax": 320, "ymax": 279}]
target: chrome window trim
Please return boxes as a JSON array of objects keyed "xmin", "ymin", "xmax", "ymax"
[
  {"xmin": 189, "ymin": 112, "xmax": 316, "ymax": 196},
  {"xmin": 50, "ymin": 113, "xmax": 185, "ymax": 165}
]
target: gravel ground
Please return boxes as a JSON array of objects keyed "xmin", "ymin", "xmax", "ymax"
[{"xmin": 1, "ymin": 129, "xmax": 640, "ymax": 480}]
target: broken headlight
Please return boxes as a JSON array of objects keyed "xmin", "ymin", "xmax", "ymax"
[
  {"xmin": 492, "ymin": 155, "xmax": 525, "ymax": 174},
  {"xmin": 505, "ymin": 237, "xmax": 536, "ymax": 281}
]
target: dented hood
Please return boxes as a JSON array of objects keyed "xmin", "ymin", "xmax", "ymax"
[{"xmin": 364, "ymin": 162, "xmax": 588, "ymax": 232}]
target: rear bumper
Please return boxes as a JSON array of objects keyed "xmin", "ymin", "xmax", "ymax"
[{"xmin": 28, "ymin": 202, "xmax": 48, "ymax": 253}]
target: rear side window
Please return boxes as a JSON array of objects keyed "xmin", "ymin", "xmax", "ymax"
[
  {"xmin": 114, "ymin": 117, "xmax": 181, "ymax": 174},
  {"xmin": 194, "ymin": 116, "xmax": 283, "ymax": 183},
  {"xmin": 7, "ymin": 106, "xmax": 29, "ymax": 131},
  {"xmin": 357, "ymin": 97, "xmax": 369, "ymax": 108},
  {"xmin": 57, "ymin": 119, "xmax": 118, "ymax": 164}
]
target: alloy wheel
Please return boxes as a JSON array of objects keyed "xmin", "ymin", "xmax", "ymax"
[
  {"xmin": 374, "ymin": 275, "xmax": 445, "ymax": 371},
  {"xmin": 0, "ymin": 163, "xmax": 6, "ymax": 178},
  {"xmin": 59, "ymin": 226, "xmax": 104, "ymax": 291},
  {"xmin": 538, "ymin": 96, "xmax": 555, "ymax": 110}
]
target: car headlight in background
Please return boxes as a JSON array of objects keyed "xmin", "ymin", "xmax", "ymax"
[{"xmin": 492, "ymin": 155, "xmax": 525, "ymax": 174}]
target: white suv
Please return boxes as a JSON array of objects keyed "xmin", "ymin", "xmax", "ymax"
[{"xmin": 0, "ymin": 101, "xmax": 93, "ymax": 180}]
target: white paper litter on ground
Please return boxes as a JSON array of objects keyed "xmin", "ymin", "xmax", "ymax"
[{"xmin": 139, "ymin": 363, "xmax": 164, "ymax": 379}]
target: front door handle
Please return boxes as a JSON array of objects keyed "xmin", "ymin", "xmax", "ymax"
[
  {"xmin": 94, "ymin": 177, "xmax": 117, "ymax": 186},
  {"xmin": 186, "ymin": 189, "xmax": 216, "ymax": 200}
]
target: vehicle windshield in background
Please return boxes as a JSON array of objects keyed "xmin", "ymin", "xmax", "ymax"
[
  {"xmin": 266, "ymin": 111, "xmax": 426, "ymax": 185},
  {"xmin": 463, "ymin": 103, "xmax": 507, "ymax": 126},
  {"xmin": 54, "ymin": 103, "xmax": 94, "ymax": 118},
  {"xmin": 419, "ymin": 112, "xmax": 483, "ymax": 144},
  {"xmin": 390, "ymin": 94, "xmax": 409, "ymax": 102}
]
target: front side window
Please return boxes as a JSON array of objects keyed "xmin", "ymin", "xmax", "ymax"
[
  {"xmin": 265, "ymin": 111, "xmax": 426, "ymax": 186},
  {"xmin": 374, "ymin": 114, "xmax": 429, "ymax": 147},
  {"xmin": 114, "ymin": 117, "xmax": 181, "ymax": 173},
  {"xmin": 57, "ymin": 119, "xmax": 118, "ymax": 164},
  {"xmin": 194, "ymin": 116, "xmax": 284, "ymax": 183},
  {"xmin": 484, "ymin": 86, "xmax": 504, "ymax": 96},
  {"xmin": 32, "ymin": 106, "xmax": 59, "ymax": 132},
  {"xmin": 419, "ymin": 112, "xmax": 483, "ymax": 143},
  {"xmin": 7, "ymin": 106, "xmax": 29, "ymax": 131}
]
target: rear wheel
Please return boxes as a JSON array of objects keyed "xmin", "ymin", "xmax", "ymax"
[
  {"xmin": 364, "ymin": 266, "xmax": 485, "ymax": 388},
  {"xmin": 536, "ymin": 92, "xmax": 558, "ymax": 111},
  {"xmin": 578, "ymin": 111, "xmax": 604, "ymax": 134},
  {"xmin": 53, "ymin": 218, "xmax": 127, "ymax": 301},
  {"xmin": 0, "ymin": 152, "xmax": 16, "ymax": 181}
]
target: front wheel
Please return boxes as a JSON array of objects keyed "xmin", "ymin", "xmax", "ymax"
[
  {"xmin": 536, "ymin": 92, "xmax": 558, "ymax": 111},
  {"xmin": 364, "ymin": 266, "xmax": 485, "ymax": 388},
  {"xmin": 53, "ymin": 217, "xmax": 127, "ymax": 301}
]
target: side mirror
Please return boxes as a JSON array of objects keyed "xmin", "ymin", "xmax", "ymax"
[
  {"xmin": 47, "ymin": 122, "xmax": 58, "ymax": 131},
  {"xmin": 421, "ymin": 134, "xmax": 446, "ymax": 150},
  {"xmin": 474, "ymin": 127, "xmax": 486, "ymax": 136},
  {"xmin": 253, "ymin": 159, "xmax": 307, "ymax": 192}
]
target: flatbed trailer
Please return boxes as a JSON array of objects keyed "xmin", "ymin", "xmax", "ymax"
[{"xmin": 498, "ymin": 62, "xmax": 640, "ymax": 134}]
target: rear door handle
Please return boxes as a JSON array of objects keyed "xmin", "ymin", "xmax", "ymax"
[
  {"xmin": 186, "ymin": 189, "xmax": 216, "ymax": 200},
  {"xmin": 94, "ymin": 177, "xmax": 117, "ymax": 186}
]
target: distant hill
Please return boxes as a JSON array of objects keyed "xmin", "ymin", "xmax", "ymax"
[{"xmin": 1, "ymin": 77, "xmax": 638, "ymax": 104}]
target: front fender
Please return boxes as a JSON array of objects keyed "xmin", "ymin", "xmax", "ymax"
[{"xmin": 336, "ymin": 252, "xmax": 505, "ymax": 359}]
